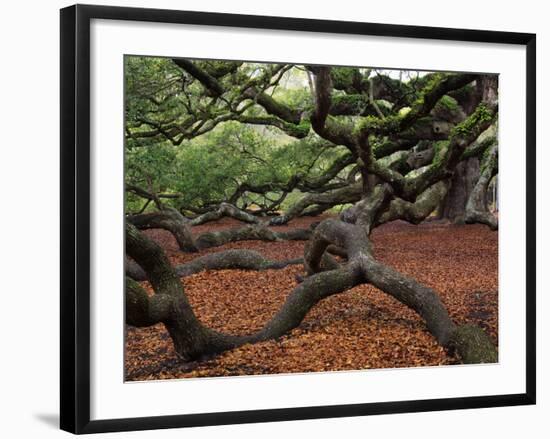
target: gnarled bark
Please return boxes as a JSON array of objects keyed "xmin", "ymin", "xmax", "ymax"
[
  {"xmin": 189, "ymin": 202, "xmax": 261, "ymax": 226},
  {"xmin": 126, "ymin": 217, "xmax": 497, "ymax": 364},
  {"xmin": 270, "ymin": 183, "xmax": 363, "ymax": 226},
  {"xmin": 126, "ymin": 222, "xmax": 363, "ymax": 360},
  {"xmin": 377, "ymin": 181, "xmax": 449, "ymax": 226},
  {"xmin": 125, "ymin": 63, "xmax": 500, "ymax": 368},
  {"xmin": 127, "ymin": 249, "xmax": 303, "ymax": 282},
  {"xmin": 129, "ymin": 206, "xmax": 314, "ymax": 253},
  {"xmin": 440, "ymin": 157, "xmax": 480, "ymax": 224},
  {"xmin": 125, "ymin": 257, "xmax": 147, "ymax": 281},
  {"xmin": 465, "ymin": 142, "xmax": 498, "ymax": 230},
  {"xmin": 194, "ymin": 223, "xmax": 313, "ymax": 250},
  {"xmin": 127, "ymin": 208, "xmax": 197, "ymax": 252},
  {"xmin": 303, "ymin": 218, "xmax": 497, "ymax": 361}
]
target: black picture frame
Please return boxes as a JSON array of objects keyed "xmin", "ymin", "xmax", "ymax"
[{"xmin": 60, "ymin": 4, "xmax": 536, "ymax": 434}]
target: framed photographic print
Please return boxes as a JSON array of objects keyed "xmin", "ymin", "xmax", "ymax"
[{"xmin": 60, "ymin": 4, "xmax": 536, "ymax": 434}]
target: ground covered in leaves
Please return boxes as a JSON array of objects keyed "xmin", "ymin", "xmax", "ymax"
[{"xmin": 125, "ymin": 216, "xmax": 498, "ymax": 381}]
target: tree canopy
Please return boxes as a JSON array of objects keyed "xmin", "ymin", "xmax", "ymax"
[{"xmin": 125, "ymin": 57, "xmax": 497, "ymax": 230}]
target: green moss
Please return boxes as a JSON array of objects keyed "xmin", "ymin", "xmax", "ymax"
[
  {"xmin": 202, "ymin": 60, "xmax": 241, "ymax": 77},
  {"xmin": 432, "ymin": 141, "xmax": 448, "ymax": 162},
  {"xmin": 398, "ymin": 74, "xmax": 448, "ymax": 125},
  {"xmin": 355, "ymin": 114, "xmax": 401, "ymax": 135},
  {"xmin": 436, "ymin": 95, "xmax": 459, "ymax": 112},
  {"xmin": 287, "ymin": 120, "xmax": 311, "ymax": 138},
  {"xmin": 330, "ymin": 67, "xmax": 360, "ymax": 89},
  {"xmin": 412, "ymin": 73, "xmax": 446, "ymax": 106},
  {"xmin": 451, "ymin": 103, "xmax": 493, "ymax": 138},
  {"xmin": 450, "ymin": 324, "xmax": 498, "ymax": 364},
  {"xmin": 398, "ymin": 107, "xmax": 411, "ymax": 116},
  {"xmin": 423, "ymin": 72, "xmax": 447, "ymax": 89},
  {"xmin": 410, "ymin": 72, "xmax": 444, "ymax": 90},
  {"xmin": 460, "ymin": 136, "xmax": 496, "ymax": 160},
  {"xmin": 377, "ymin": 150, "xmax": 408, "ymax": 169},
  {"xmin": 480, "ymin": 144, "xmax": 498, "ymax": 174},
  {"xmin": 331, "ymin": 94, "xmax": 366, "ymax": 113}
]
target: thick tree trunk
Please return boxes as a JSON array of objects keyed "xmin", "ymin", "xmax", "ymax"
[
  {"xmin": 465, "ymin": 142, "xmax": 498, "ymax": 230},
  {"xmin": 461, "ymin": 75, "xmax": 499, "ymax": 231},
  {"xmin": 440, "ymin": 157, "xmax": 479, "ymax": 223}
]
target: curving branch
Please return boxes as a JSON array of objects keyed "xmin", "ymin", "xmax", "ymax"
[
  {"xmin": 310, "ymin": 66, "xmax": 356, "ymax": 147},
  {"xmin": 269, "ymin": 182, "xmax": 363, "ymax": 226},
  {"xmin": 188, "ymin": 202, "xmax": 261, "ymax": 226},
  {"xmin": 194, "ymin": 223, "xmax": 313, "ymax": 250},
  {"xmin": 125, "ymin": 222, "xmax": 363, "ymax": 360},
  {"xmin": 128, "ymin": 206, "xmax": 314, "ymax": 252},
  {"xmin": 127, "ymin": 249, "xmax": 303, "ymax": 282},
  {"xmin": 227, "ymin": 151, "xmax": 356, "ymax": 210},
  {"xmin": 339, "ymin": 184, "xmax": 393, "ymax": 234},
  {"xmin": 303, "ymin": 218, "xmax": 497, "ymax": 361},
  {"xmin": 127, "ymin": 208, "xmax": 197, "ymax": 252},
  {"xmin": 377, "ymin": 181, "xmax": 450, "ymax": 226},
  {"xmin": 126, "ymin": 217, "xmax": 497, "ymax": 364},
  {"xmin": 172, "ymin": 58, "xmax": 224, "ymax": 96}
]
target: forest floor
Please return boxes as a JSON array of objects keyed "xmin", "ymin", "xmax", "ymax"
[{"xmin": 125, "ymin": 215, "xmax": 498, "ymax": 381}]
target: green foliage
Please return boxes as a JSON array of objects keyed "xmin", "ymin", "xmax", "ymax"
[
  {"xmin": 330, "ymin": 67, "xmax": 360, "ymax": 90},
  {"xmin": 125, "ymin": 56, "xmax": 186, "ymax": 126},
  {"xmin": 124, "ymin": 56, "xmax": 497, "ymax": 216},
  {"xmin": 271, "ymin": 74, "xmax": 310, "ymax": 109},
  {"xmin": 331, "ymin": 94, "xmax": 367, "ymax": 114},
  {"xmin": 125, "ymin": 118, "xmax": 346, "ymax": 212}
]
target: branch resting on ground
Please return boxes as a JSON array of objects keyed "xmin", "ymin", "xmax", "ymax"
[
  {"xmin": 127, "ymin": 206, "xmax": 314, "ymax": 252},
  {"xmin": 126, "ymin": 249, "xmax": 303, "ymax": 282},
  {"xmin": 126, "ymin": 220, "xmax": 497, "ymax": 365}
]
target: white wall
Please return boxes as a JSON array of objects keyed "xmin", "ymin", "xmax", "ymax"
[{"xmin": 0, "ymin": 0, "xmax": 546, "ymax": 437}]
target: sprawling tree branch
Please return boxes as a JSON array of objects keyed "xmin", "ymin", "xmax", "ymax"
[
  {"xmin": 172, "ymin": 58, "xmax": 224, "ymax": 96},
  {"xmin": 126, "ymin": 222, "xmax": 363, "ymax": 359},
  {"xmin": 126, "ymin": 218, "xmax": 497, "ymax": 364},
  {"xmin": 188, "ymin": 202, "xmax": 261, "ymax": 226},
  {"xmin": 127, "ymin": 208, "xmax": 197, "ymax": 252},
  {"xmin": 128, "ymin": 206, "xmax": 315, "ymax": 252},
  {"xmin": 270, "ymin": 182, "xmax": 363, "ymax": 226},
  {"xmin": 127, "ymin": 249, "xmax": 303, "ymax": 282},
  {"xmin": 125, "ymin": 61, "xmax": 500, "ymax": 369},
  {"xmin": 377, "ymin": 181, "xmax": 449, "ymax": 225}
]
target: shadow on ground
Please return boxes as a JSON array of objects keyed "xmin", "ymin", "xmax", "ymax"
[{"xmin": 34, "ymin": 413, "xmax": 58, "ymax": 430}]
